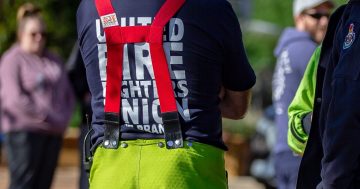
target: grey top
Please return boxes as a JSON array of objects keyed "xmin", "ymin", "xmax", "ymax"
[{"xmin": 272, "ymin": 27, "xmax": 317, "ymax": 154}]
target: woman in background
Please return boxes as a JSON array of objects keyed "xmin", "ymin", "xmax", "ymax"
[{"xmin": 0, "ymin": 3, "xmax": 75, "ymax": 189}]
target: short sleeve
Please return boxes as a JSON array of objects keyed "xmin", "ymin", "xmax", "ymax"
[{"xmin": 220, "ymin": 1, "xmax": 256, "ymax": 91}]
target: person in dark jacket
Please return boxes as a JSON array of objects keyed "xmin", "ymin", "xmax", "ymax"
[
  {"xmin": 66, "ymin": 42, "xmax": 91, "ymax": 189},
  {"xmin": 297, "ymin": 1, "xmax": 360, "ymax": 188},
  {"xmin": 272, "ymin": 0, "xmax": 334, "ymax": 188}
]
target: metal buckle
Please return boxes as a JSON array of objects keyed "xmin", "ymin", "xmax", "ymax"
[
  {"xmin": 162, "ymin": 112, "xmax": 183, "ymax": 149},
  {"xmin": 103, "ymin": 112, "xmax": 120, "ymax": 149}
]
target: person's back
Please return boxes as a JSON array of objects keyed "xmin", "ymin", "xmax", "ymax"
[{"xmin": 77, "ymin": 0, "xmax": 256, "ymax": 188}]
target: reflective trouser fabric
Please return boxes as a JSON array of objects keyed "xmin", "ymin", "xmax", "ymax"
[{"xmin": 90, "ymin": 139, "xmax": 227, "ymax": 189}]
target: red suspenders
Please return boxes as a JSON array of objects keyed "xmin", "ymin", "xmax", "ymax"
[{"xmin": 95, "ymin": 0, "xmax": 186, "ymax": 149}]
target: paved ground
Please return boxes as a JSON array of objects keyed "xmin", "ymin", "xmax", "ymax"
[
  {"xmin": 0, "ymin": 166, "xmax": 79, "ymax": 189},
  {"xmin": 0, "ymin": 166, "xmax": 265, "ymax": 189}
]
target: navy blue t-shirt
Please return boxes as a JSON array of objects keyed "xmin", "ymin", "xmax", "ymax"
[{"xmin": 77, "ymin": 0, "xmax": 256, "ymax": 150}]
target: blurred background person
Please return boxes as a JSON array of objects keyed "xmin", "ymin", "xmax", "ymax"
[
  {"xmin": 0, "ymin": 3, "xmax": 75, "ymax": 189},
  {"xmin": 249, "ymin": 105, "xmax": 277, "ymax": 189},
  {"xmin": 232, "ymin": 0, "xmax": 252, "ymax": 21},
  {"xmin": 272, "ymin": 0, "xmax": 334, "ymax": 188},
  {"xmin": 0, "ymin": 133, "xmax": 2, "ymax": 163},
  {"xmin": 67, "ymin": 42, "xmax": 91, "ymax": 189}
]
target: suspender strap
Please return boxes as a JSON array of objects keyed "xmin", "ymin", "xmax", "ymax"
[
  {"xmin": 148, "ymin": 0, "xmax": 186, "ymax": 149},
  {"xmin": 95, "ymin": 0, "xmax": 115, "ymax": 16},
  {"xmin": 95, "ymin": 0, "xmax": 122, "ymax": 149},
  {"xmin": 149, "ymin": 0, "xmax": 182, "ymax": 112},
  {"xmin": 152, "ymin": 0, "xmax": 186, "ymax": 28},
  {"xmin": 105, "ymin": 26, "xmax": 152, "ymax": 44},
  {"xmin": 95, "ymin": 0, "xmax": 186, "ymax": 149}
]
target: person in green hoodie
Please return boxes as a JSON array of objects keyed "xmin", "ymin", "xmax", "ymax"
[{"xmin": 288, "ymin": 46, "xmax": 321, "ymax": 155}]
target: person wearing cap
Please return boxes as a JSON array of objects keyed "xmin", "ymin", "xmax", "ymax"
[
  {"xmin": 76, "ymin": 0, "xmax": 256, "ymax": 188},
  {"xmin": 297, "ymin": 0, "xmax": 360, "ymax": 188},
  {"xmin": 272, "ymin": 0, "xmax": 334, "ymax": 188}
]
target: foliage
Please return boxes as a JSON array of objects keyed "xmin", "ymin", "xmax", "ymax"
[{"xmin": 0, "ymin": 0, "xmax": 79, "ymax": 58}]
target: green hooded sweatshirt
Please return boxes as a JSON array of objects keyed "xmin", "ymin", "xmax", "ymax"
[{"xmin": 288, "ymin": 46, "xmax": 321, "ymax": 155}]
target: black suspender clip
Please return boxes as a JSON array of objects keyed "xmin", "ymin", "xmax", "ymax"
[
  {"xmin": 103, "ymin": 112, "xmax": 120, "ymax": 149},
  {"xmin": 162, "ymin": 112, "xmax": 184, "ymax": 149}
]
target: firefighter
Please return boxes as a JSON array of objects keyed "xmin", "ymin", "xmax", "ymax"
[{"xmin": 76, "ymin": 0, "xmax": 256, "ymax": 188}]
